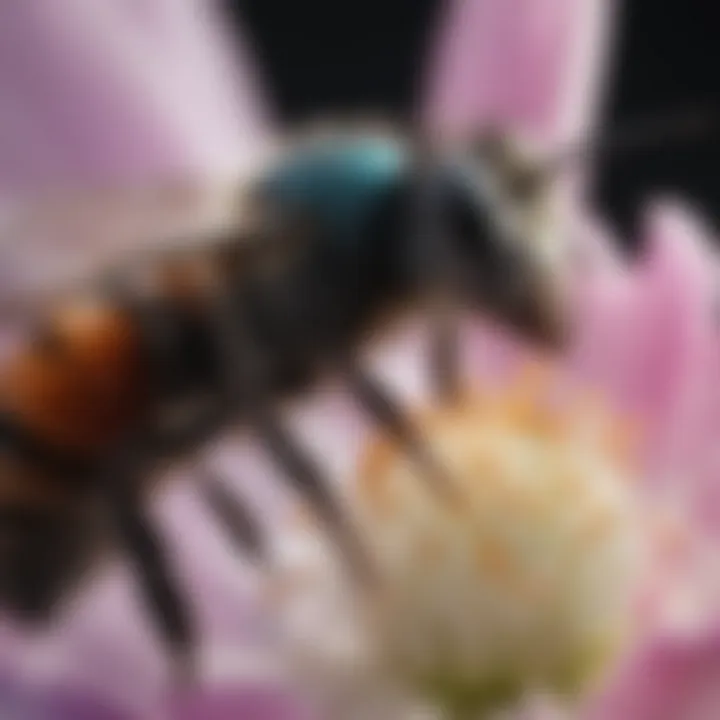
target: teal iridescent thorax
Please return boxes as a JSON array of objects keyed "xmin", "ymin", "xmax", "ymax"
[{"xmin": 258, "ymin": 134, "xmax": 408, "ymax": 245}]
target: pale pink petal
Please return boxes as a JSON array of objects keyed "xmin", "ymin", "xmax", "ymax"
[
  {"xmin": 0, "ymin": 676, "xmax": 131, "ymax": 720},
  {"xmin": 640, "ymin": 205, "xmax": 718, "ymax": 474},
  {"xmin": 588, "ymin": 632, "xmax": 720, "ymax": 720},
  {"xmin": 164, "ymin": 683, "xmax": 313, "ymax": 720},
  {"xmin": 0, "ymin": 0, "xmax": 269, "ymax": 193},
  {"xmin": 690, "ymin": 362, "xmax": 720, "ymax": 533},
  {"xmin": 0, "ymin": 0, "xmax": 272, "ymax": 311},
  {"xmin": 571, "ymin": 209, "xmax": 628, "ymax": 280},
  {"xmin": 424, "ymin": 0, "xmax": 616, "ymax": 148},
  {"xmin": 6, "ymin": 568, "xmax": 170, "ymax": 713},
  {"xmin": 567, "ymin": 203, "xmax": 719, "ymax": 478}
]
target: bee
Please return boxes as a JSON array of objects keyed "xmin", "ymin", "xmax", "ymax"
[{"xmin": 0, "ymin": 110, "xmax": 711, "ymax": 675}]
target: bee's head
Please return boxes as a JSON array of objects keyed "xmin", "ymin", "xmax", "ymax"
[{"xmin": 442, "ymin": 131, "xmax": 571, "ymax": 347}]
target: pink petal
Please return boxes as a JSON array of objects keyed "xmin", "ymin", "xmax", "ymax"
[
  {"xmin": 571, "ymin": 209, "xmax": 628, "ymax": 280},
  {"xmin": 424, "ymin": 0, "xmax": 616, "ymax": 148},
  {"xmin": 0, "ymin": 675, "xmax": 131, "ymax": 720},
  {"xmin": 164, "ymin": 683, "xmax": 313, "ymax": 720},
  {"xmin": 568, "ymin": 202, "xmax": 719, "ymax": 479},
  {"xmin": 588, "ymin": 632, "xmax": 720, "ymax": 720},
  {"xmin": 0, "ymin": 0, "xmax": 269, "ymax": 193}
]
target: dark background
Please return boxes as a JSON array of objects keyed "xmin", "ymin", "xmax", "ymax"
[{"xmin": 226, "ymin": 0, "xmax": 719, "ymax": 247}]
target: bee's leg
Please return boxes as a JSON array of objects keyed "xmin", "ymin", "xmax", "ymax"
[
  {"xmin": 427, "ymin": 306, "xmax": 461, "ymax": 405},
  {"xmin": 197, "ymin": 267, "xmax": 373, "ymax": 580},
  {"xmin": 341, "ymin": 359, "xmax": 456, "ymax": 502},
  {"xmin": 100, "ymin": 439, "xmax": 197, "ymax": 681},
  {"xmin": 411, "ymin": 143, "xmax": 462, "ymax": 404},
  {"xmin": 115, "ymin": 282, "xmax": 271, "ymax": 567},
  {"xmin": 130, "ymin": 405, "xmax": 269, "ymax": 565},
  {"xmin": 195, "ymin": 466, "xmax": 267, "ymax": 563},
  {"xmin": 250, "ymin": 405, "xmax": 376, "ymax": 584},
  {"xmin": 205, "ymin": 290, "xmax": 375, "ymax": 585}
]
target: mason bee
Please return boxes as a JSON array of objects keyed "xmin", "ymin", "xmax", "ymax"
[{"xmin": 1, "ymin": 109, "xmax": 704, "ymax": 674}]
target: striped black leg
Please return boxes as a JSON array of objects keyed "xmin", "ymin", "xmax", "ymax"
[
  {"xmin": 101, "ymin": 440, "xmax": 196, "ymax": 681},
  {"xmin": 250, "ymin": 405, "xmax": 375, "ymax": 584},
  {"xmin": 152, "ymin": 419, "xmax": 270, "ymax": 565},
  {"xmin": 195, "ymin": 466, "xmax": 267, "ymax": 563},
  {"xmin": 428, "ymin": 305, "xmax": 461, "ymax": 405},
  {"xmin": 341, "ymin": 359, "xmax": 456, "ymax": 502},
  {"xmin": 411, "ymin": 140, "xmax": 462, "ymax": 404},
  {"xmin": 205, "ymin": 287, "xmax": 375, "ymax": 585}
]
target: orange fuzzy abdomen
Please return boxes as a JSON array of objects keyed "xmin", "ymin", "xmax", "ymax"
[{"xmin": 0, "ymin": 298, "xmax": 148, "ymax": 459}]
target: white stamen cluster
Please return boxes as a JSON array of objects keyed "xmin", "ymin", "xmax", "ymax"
[{"xmin": 273, "ymin": 367, "xmax": 645, "ymax": 718}]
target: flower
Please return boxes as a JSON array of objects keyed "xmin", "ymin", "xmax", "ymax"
[
  {"xmin": 264, "ymin": 199, "xmax": 720, "ymax": 719},
  {"xmin": 267, "ymin": 368, "xmax": 645, "ymax": 717},
  {"xmin": 2, "ymin": 1, "xmax": 720, "ymax": 719}
]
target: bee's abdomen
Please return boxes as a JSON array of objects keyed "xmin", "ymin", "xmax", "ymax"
[{"xmin": 0, "ymin": 298, "xmax": 149, "ymax": 460}]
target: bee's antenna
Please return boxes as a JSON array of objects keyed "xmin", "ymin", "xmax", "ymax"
[{"xmin": 545, "ymin": 103, "xmax": 718, "ymax": 174}]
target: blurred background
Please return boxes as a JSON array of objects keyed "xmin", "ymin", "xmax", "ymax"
[{"xmin": 226, "ymin": 0, "xmax": 719, "ymax": 245}]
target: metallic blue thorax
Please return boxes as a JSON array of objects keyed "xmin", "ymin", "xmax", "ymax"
[{"xmin": 258, "ymin": 135, "xmax": 408, "ymax": 245}]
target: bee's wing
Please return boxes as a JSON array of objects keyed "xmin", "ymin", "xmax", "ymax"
[{"xmin": 0, "ymin": 174, "xmax": 266, "ymax": 322}]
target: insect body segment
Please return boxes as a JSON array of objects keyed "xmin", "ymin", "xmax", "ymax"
[
  {"xmin": 259, "ymin": 135, "xmax": 408, "ymax": 244},
  {"xmin": 2, "ymin": 302, "xmax": 147, "ymax": 458},
  {"xmin": 0, "ymin": 128, "xmax": 570, "ymax": 674}
]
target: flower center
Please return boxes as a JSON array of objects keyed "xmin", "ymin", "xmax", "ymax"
[{"xmin": 353, "ymin": 363, "xmax": 644, "ymax": 715}]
